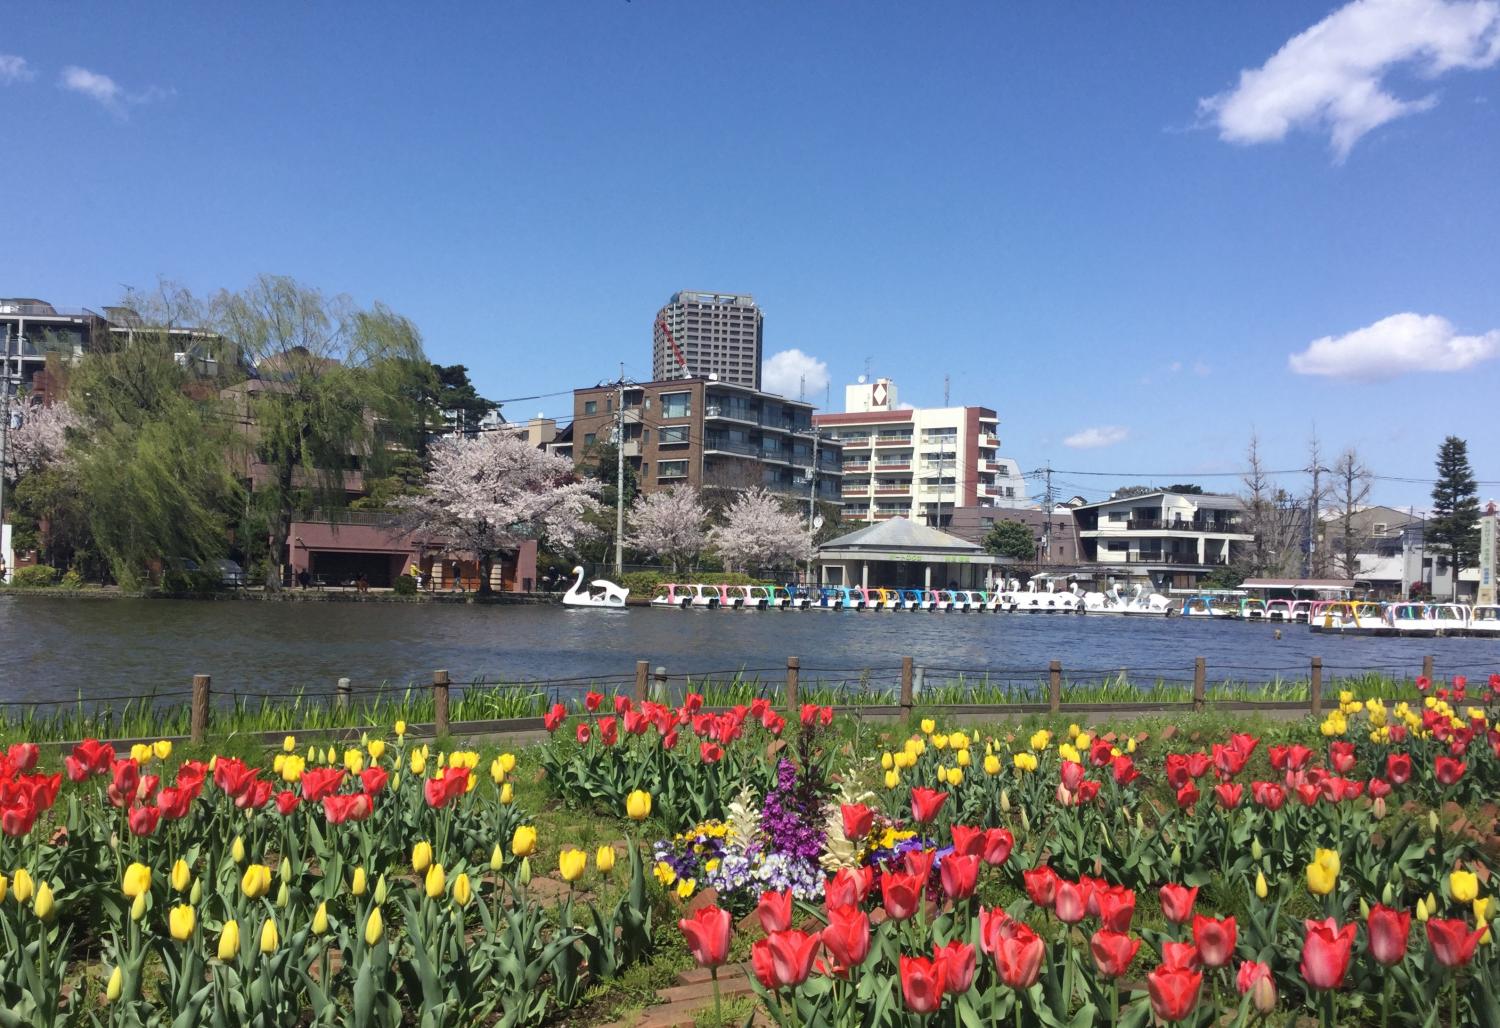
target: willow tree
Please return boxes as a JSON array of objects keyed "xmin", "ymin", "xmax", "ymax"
[
  {"xmin": 67, "ymin": 283, "xmax": 242, "ymax": 588},
  {"xmin": 213, "ymin": 276, "xmax": 433, "ymax": 589}
]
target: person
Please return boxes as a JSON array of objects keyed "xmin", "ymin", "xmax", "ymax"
[
  {"xmin": 356, "ymin": 572, "xmax": 369, "ymax": 594},
  {"xmin": 297, "ymin": 569, "xmax": 311, "ymax": 589}
]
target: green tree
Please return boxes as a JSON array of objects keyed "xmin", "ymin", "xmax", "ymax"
[
  {"xmin": 1165, "ymin": 483, "xmax": 1204, "ymax": 494},
  {"xmin": 1429, "ymin": 435, "xmax": 1480, "ymax": 600},
  {"xmin": 212, "ymin": 276, "xmax": 432, "ymax": 589},
  {"xmin": 982, "ymin": 519, "xmax": 1037, "ymax": 560},
  {"xmin": 430, "ymin": 363, "xmax": 497, "ymax": 437}
]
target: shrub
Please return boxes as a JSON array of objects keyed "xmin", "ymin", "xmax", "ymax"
[
  {"xmin": 393, "ymin": 573, "xmax": 418, "ymax": 596},
  {"xmin": 59, "ymin": 569, "xmax": 84, "ymax": 590},
  {"xmin": 9, "ymin": 565, "xmax": 58, "ymax": 587}
]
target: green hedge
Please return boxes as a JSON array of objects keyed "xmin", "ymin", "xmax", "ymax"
[{"xmin": 9, "ymin": 565, "xmax": 59, "ymax": 587}]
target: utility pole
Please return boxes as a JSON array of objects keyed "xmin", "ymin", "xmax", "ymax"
[
  {"xmin": 614, "ymin": 364, "xmax": 625, "ymax": 576},
  {"xmin": 0, "ymin": 326, "xmax": 12, "ymax": 562},
  {"xmin": 1041, "ymin": 464, "xmax": 1055, "ymax": 562},
  {"xmin": 807, "ymin": 429, "xmax": 819, "ymax": 530}
]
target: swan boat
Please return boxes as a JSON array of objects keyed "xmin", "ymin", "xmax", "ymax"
[{"xmin": 560, "ymin": 566, "xmax": 629, "ymax": 608}]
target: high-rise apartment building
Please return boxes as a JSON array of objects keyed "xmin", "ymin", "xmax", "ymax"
[
  {"xmin": 814, "ymin": 378, "xmax": 1029, "ymax": 527},
  {"xmin": 652, "ymin": 291, "xmax": 764, "ymax": 389}
]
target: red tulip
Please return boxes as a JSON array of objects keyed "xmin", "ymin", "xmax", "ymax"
[
  {"xmin": 543, "ymin": 703, "xmax": 567, "ymax": 732},
  {"xmin": 978, "ymin": 906, "xmax": 1010, "ymax": 954},
  {"xmin": 1090, "ymin": 737, "xmax": 1115, "ymax": 766},
  {"xmin": 899, "ymin": 954, "xmax": 946, "ymax": 1013},
  {"xmin": 1329, "ymin": 741, "xmax": 1356, "ymax": 773},
  {"xmin": 935, "ymin": 940, "xmax": 976, "ymax": 995},
  {"xmin": 750, "ymin": 938, "xmax": 777, "ymax": 989},
  {"xmin": 575, "ymin": 723, "xmax": 591, "ymax": 745},
  {"xmin": 1161, "ymin": 941, "xmax": 1200, "ymax": 969},
  {"xmin": 1159, "ymin": 884, "xmax": 1198, "ymax": 925},
  {"xmin": 300, "ymin": 768, "xmax": 346, "ymax": 803},
  {"xmin": 1300, "ymin": 918, "xmax": 1356, "ymax": 990},
  {"xmin": 1055, "ymin": 878, "xmax": 1091, "ymax": 925},
  {"xmin": 584, "ymin": 690, "xmax": 603, "ymax": 712},
  {"xmin": 1214, "ymin": 783, "xmax": 1243, "ymax": 809},
  {"xmin": 322, "ymin": 792, "xmax": 372, "ymax": 823},
  {"xmin": 598, "ymin": 716, "xmax": 618, "ymax": 746},
  {"xmin": 1367, "ymin": 904, "xmax": 1411, "ymax": 966},
  {"xmin": 126, "ymin": 803, "xmax": 161, "ymax": 836},
  {"xmin": 1212, "ymin": 743, "xmax": 1247, "ymax": 779},
  {"xmin": 756, "ymin": 890, "xmax": 793, "ymax": 935},
  {"xmin": 992, "ymin": 920, "xmax": 1045, "ymax": 988},
  {"xmin": 64, "ymin": 739, "xmax": 115, "ymax": 782},
  {"xmin": 1435, "ymin": 756, "xmax": 1466, "ymax": 786},
  {"xmin": 940, "ymin": 854, "xmax": 980, "ymax": 901},
  {"xmin": 156, "ymin": 786, "xmax": 194, "ymax": 820},
  {"xmin": 678, "ymin": 905, "xmax": 732, "ymax": 969},
  {"xmin": 982, "ymin": 827, "xmax": 1015, "ymax": 866},
  {"xmin": 699, "ymin": 742, "xmax": 723, "ymax": 764},
  {"xmin": 1228, "ymin": 732, "xmax": 1259, "ymax": 758},
  {"xmin": 882, "ymin": 868, "xmax": 925, "ymax": 921},
  {"xmin": 950, "ymin": 824, "xmax": 985, "ymax": 858},
  {"xmin": 762, "ymin": 929, "xmax": 820, "ymax": 988},
  {"xmin": 1023, "ymin": 866, "xmax": 1060, "ymax": 908},
  {"xmin": 1112, "ymin": 755, "xmax": 1141, "ymax": 786},
  {"xmin": 6, "ymin": 743, "xmax": 39, "ymax": 773},
  {"xmin": 359, "ymin": 767, "xmax": 389, "ymax": 795},
  {"xmin": 424, "ymin": 768, "xmax": 468, "ymax": 808},
  {"xmin": 1090, "ymin": 929, "xmax": 1140, "ymax": 978},
  {"xmin": 825, "ymin": 866, "xmax": 873, "ymax": 908},
  {"xmin": 108, "ymin": 759, "xmax": 141, "ymax": 808},
  {"xmin": 274, "ymin": 791, "xmax": 300, "ymax": 816},
  {"xmin": 1175, "ymin": 782, "xmax": 1200, "ymax": 810},
  {"xmin": 235, "ymin": 778, "xmax": 272, "ymax": 810},
  {"xmin": 683, "ymin": 692, "xmax": 704, "ymax": 713},
  {"xmin": 1295, "ymin": 783, "xmax": 1321, "ymax": 807},
  {"xmin": 1236, "ymin": 959, "xmax": 1270, "ymax": 993},
  {"xmin": 910, "ymin": 787, "xmax": 948, "ymax": 824},
  {"xmin": 1060, "ymin": 760, "xmax": 1086, "ymax": 791},
  {"xmin": 1367, "ymin": 777, "xmax": 1392, "ymax": 799},
  {"xmin": 1191, "ymin": 915, "xmax": 1236, "ymax": 968},
  {"xmin": 904, "ymin": 848, "xmax": 936, "ymax": 881},
  {"xmin": 820, "ymin": 905, "xmax": 870, "ymax": 973},
  {"xmin": 1427, "ymin": 918, "xmax": 1485, "ymax": 968},
  {"xmin": 1147, "ymin": 966, "xmax": 1202, "ymax": 1022},
  {"xmin": 1096, "ymin": 885, "xmax": 1136, "ymax": 932},
  {"xmin": 1251, "ymin": 781, "xmax": 1286, "ymax": 810},
  {"xmin": 842, "ymin": 804, "xmax": 875, "ymax": 842}
]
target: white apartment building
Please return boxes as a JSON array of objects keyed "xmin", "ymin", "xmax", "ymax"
[
  {"xmin": 1071, "ymin": 490, "xmax": 1253, "ymax": 591},
  {"xmin": 813, "ymin": 378, "xmax": 1028, "ymax": 527}
]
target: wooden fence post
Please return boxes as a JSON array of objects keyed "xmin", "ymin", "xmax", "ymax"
[
  {"xmin": 191, "ymin": 674, "xmax": 210, "ymax": 745},
  {"xmin": 786, "ymin": 656, "xmax": 800, "ymax": 715},
  {"xmin": 1310, "ymin": 657, "xmax": 1323, "ymax": 720},
  {"xmin": 1049, "ymin": 661, "xmax": 1062, "ymax": 714},
  {"xmin": 1192, "ymin": 657, "xmax": 1206, "ymax": 714},
  {"xmin": 336, "ymin": 677, "xmax": 351, "ymax": 711},
  {"xmin": 635, "ymin": 660, "xmax": 649, "ymax": 704},
  {"xmin": 1422, "ymin": 654, "xmax": 1434, "ymax": 682},
  {"xmin": 652, "ymin": 665, "xmax": 668, "ymax": 703},
  {"xmin": 433, "ymin": 670, "xmax": 450, "ymax": 737},
  {"xmin": 900, "ymin": 656, "xmax": 914, "ymax": 724}
]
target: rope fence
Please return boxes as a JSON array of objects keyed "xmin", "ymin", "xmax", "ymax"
[{"xmin": 2, "ymin": 651, "xmax": 1486, "ymax": 746}]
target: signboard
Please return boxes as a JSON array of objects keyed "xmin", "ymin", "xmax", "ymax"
[{"xmin": 1479, "ymin": 516, "xmax": 1498, "ymax": 606}]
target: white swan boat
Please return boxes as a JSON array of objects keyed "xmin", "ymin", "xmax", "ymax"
[
  {"xmin": 1003, "ymin": 576, "xmax": 1082, "ymax": 613},
  {"xmin": 1082, "ymin": 584, "xmax": 1172, "ymax": 617},
  {"xmin": 561, "ymin": 566, "xmax": 629, "ymax": 608},
  {"xmin": 1470, "ymin": 605, "xmax": 1500, "ymax": 636}
]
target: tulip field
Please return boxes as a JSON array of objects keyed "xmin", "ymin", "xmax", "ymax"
[{"xmin": 3, "ymin": 672, "xmax": 1500, "ymax": 1025}]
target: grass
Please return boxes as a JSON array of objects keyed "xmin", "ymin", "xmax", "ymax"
[{"xmin": 0, "ymin": 670, "xmax": 1426, "ymax": 745}]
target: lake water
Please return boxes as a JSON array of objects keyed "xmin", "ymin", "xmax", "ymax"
[{"xmin": 2, "ymin": 594, "xmax": 1497, "ymax": 708}]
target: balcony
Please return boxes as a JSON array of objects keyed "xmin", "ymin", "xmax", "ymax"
[
  {"xmin": 843, "ymin": 460, "xmax": 870, "ymax": 472},
  {"xmin": 875, "ymin": 435, "xmax": 914, "ymax": 447},
  {"xmin": 874, "ymin": 485, "xmax": 910, "ymax": 495},
  {"xmin": 981, "ymin": 435, "xmax": 1000, "ymax": 447},
  {"xmin": 840, "ymin": 436, "xmax": 873, "ymax": 449},
  {"xmin": 704, "ymin": 438, "xmax": 759, "ymax": 457},
  {"xmin": 874, "ymin": 461, "xmax": 912, "ymax": 472}
]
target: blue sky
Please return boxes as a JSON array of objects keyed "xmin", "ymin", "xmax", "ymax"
[{"xmin": 3, "ymin": 1, "xmax": 1498, "ymax": 506}]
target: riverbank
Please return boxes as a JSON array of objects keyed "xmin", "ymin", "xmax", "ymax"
[{"xmin": 0, "ymin": 583, "xmax": 560, "ymax": 603}]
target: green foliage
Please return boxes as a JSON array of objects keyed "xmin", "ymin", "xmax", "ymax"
[
  {"xmin": 58, "ymin": 569, "xmax": 83, "ymax": 590},
  {"xmin": 1165, "ymin": 483, "xmax": 1204, "ymax": 494},
  {"xmin": 1200, "ymin": 565, "xmax": 1245, "ymax": 589},
  {"xmin": 393, "ymin": 573, "xmax": 418, "ymax": 596},
  {"xmin": 8, "ymin": 564, "xmax": 58, "ymax": 587},
  {"xmin": 1429, "ymin": 435, "xmax": 1480, "ymax": 593},
  {"xmin": 981, "ymin": 518, "xmax": 1037, "ymax": 560}
]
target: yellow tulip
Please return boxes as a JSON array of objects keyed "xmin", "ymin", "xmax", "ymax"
[
  {"xmin": 490, "ymin": 757, "xmax": 506, "ymax": 784},
  {"xmin": 490, "ymin": 845, "xmax": 504, "ymax": 871},
  {"xmin": 936, "ymin": 766, "xmax": 949, "ymax": 785},
  {"xmin": 626, "ymin": 790, "xmax": 652, "ymax": 821},
  {"xmin": 512, "ymin": 825, "xmax": 537, "ymax": 857},
  {"xmin": 1417, "ymin": 897, "xmax": 1431, "ymax": 922},
  {"xmin": 171, "ymin": 859, "xmax": 192, "ymax": 893},
  {"xmin": 218, "ymin": 920, "xmax": 241, "ymax": 961},
  {"xmin": 1013, "ymin": 753, "xmax": 1038, "ymax": 772},
  {"xmin": 410, "ymin": 751, "xmax": 426, "ymax": 775},
  {"xmin": 343, "ymin": 749, "xmax": 365, "ymax": 775},
  {"xmin": 122, "ymin": 862, "xmax": 151, "ymax": 899},
  {"xmin": 559, "ymin": 848, "xmax": 587, "ymax": 883},
  {"xmin": 132, "ymin": 743, "xmax": 152, "ymax": 763},
  {"xmin": 596, "ymin": 846, "xmax": 616, "ymax": 873},
  {"xmin": 0, "ymin": 873, "xmax": 7, "ymax": 903},
  {"xmin": 368, "ymin": 739, "xmax": 386, "ymax": 760},
  {"xmin": 1255, "ymin": 872, "xmax": 1268, "ymax": 900},
  {"xmin": 676, "ymin": 877, "xmax": 696, "ymax": 900},
  {"xmin": 312, "ymin": 901, "xmax": 329, "ymax": 935},
  {"xmin": 920, "ymin": 719, "xmax": 936, "ymax": 735},
  {"xmin": 106, "ymin": 966, "xmax": 123, "ymax": 1002},
  {"xmin": 499, "ymin": 753, "xmax": 516, "ymax": 773},
  {"xmin": 365, "ymin": 906, "xmax": 384, "ymax": 945},
  {"xmin": 131, "ymin": 892, "xmax": 146, "ymax": 921},
  {"xmin": 1305, "ymin": 849, "xmax": 1340, "ymax": 897},
  {"xmin": 425, "ymin": 864, "xmax": 446, "ymax": 899},
  {"xmin": 884, "ymin": 769, "xmax": 901, "ymax": 789},
  {"xmin": 1450, "ymin": 870, "xmax": 1479, "ymax": 904},
  {"xmin": 1030, "ymin": 730, "xmax": 1052, "ymax": 751},
  {"xmin": 169, "ymin": 904, "xmax": 195, "ymax": 941},
  {"xmin": 375, "ymin": 873, "xmax": 389, "ymax": 904},
  {"xmin": 947, "ymin": 766, "xmax": 964, "ymax": 786},
  {"xmin": 351, "ymin": 867, "xmax": 368, "ymax": 896},
  {"xmin": 283, "ymin": 735, "xmax": 296, "ymax": 753},
  {"xmin": 394, "ymin": 720, "xmax": 407, "ymax": 737},
  {"xmin": 412, "ymin": 841, "xmax": 433, "ymax": 874},
  {"xmin": 932, "ymin": 733, "xmax": 949, "ymax": 751},
  {"xmin": 452, "ymin": 873, "xmax": 472, "ymax": 907},
  {"xmin": 231, "ymin": 836, "xmax": 246, "ymax": 864},
  {"xmin": 153, "ymin": 739, "xmax": 173, "ymax": 761},
  {"xmin": 280, "ymin": 755, "xmax": 305, "ymax": 783},
  {"xmin": 1058, "ymin": 743, "xmax": 1081, "ymax": 765},
  {"xmin": 241, "ymin": 864, "xmax": 272, "ymax": 900},
  {"xmin": 465, "ymin": 773, "xmax": 477, "ymax": 794},
  {"xmin": 881, "ymin": 752, "xmax": 894, "ymax": 770},
  {"xmin": 956, "ymin": 748, "xmax": 971, "ymax": 767},
  {"xmin": 33, "ymin": 881, "xmax": 54, "ymax": 921},
  {"xmin": 984, "ymin": 754, "xmax": 1001, "ymax": 775},
  {"xmin": 259, "ymin": 918, "xmax": 279, "ymax": 953},
  {"xmin": 500, "ymin": 782, "xmax": 514, "ymax": 804}
]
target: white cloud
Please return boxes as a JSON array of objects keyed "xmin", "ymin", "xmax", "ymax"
[
  {"xmin": 58, "ymin": 65, "xmax": 172, "ymax": 114},
  {"xmin": 1199, "ymin": 0, "xmax": 1500, "ymax": 159},
  {"xmin": 761, "ymin": 348, "xmax": 829, "ymax": 400},
  {"xmin": 0, "ymin": 55, "xmax": 34, "ymax": 84},
  {"xmin": 1288, "ymin": 312, "xmax": 1500, "ymax": 379},
  {"xmin": 1063, "ymin": 426, "xmax": 1130, "ymax": 449}
]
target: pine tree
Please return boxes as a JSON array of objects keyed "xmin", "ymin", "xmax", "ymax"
[{"xmin": 1428, "ymin": 436, "xmax": 1480, "ymax": 600}]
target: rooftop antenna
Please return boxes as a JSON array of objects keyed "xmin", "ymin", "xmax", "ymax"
[
  {"xmin": 799, "ymin": 373, "xmax": 806, "ymax": 401},
  {"xmin": 943, "ymin": 374, "xmax": 950, "ymax": 406},
  {"xmin": 863, "ymin": 356, "xmax": 872, "ymax": 380}
]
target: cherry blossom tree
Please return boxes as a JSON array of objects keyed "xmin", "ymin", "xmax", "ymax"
[
  {"xmin": 706, "ymin": 488, "xmax": 813, "ymax": 572},
  {"xmin": 5, "ymin": 401, "xmax": 80, "ymax": 482},
  {"xmin": 626, "ymin": 486, "xmax": 708, "ymax": 573},
  {"xmin": 398, "ymin": 434, "xmax": 602, "ymax": 589}
]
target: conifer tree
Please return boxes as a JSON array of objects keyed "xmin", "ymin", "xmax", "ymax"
[{"xmin": 1428, "ymin": 435, "xmax": 1479, "ymax": 600}]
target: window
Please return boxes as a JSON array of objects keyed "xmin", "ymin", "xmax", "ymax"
[
  {"xmin": 1108, "ymin": 511, "xmax": 1128, "ymax": 522},
  {"xmin": 584, "ymin": 400, "xmax": 597, "ymax": 415},
  {"xmin": 1106, "ymin": 541, "xmax": 1129, "ymax": 552},
  {"xmin": 658, "ymin": 460, "xmax": 688, "ymax": 479},
  {"xmin": 584, "ymin": 433, "xmax": 596, "ymax": 447},
  {"xmin": 659, "ymin": 426, "xmax": 689, "ymax": 445},
  {"xmin": 1374, "ymin": 522, "xmax": 1388, "ymax": 535},
  {"xmin": 661, "ymin": 392, "xmax": 691, "ymax": 419},
  {"xmin": 642, "ymin": 429, "xmax": 650, "ymax": 443}
]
